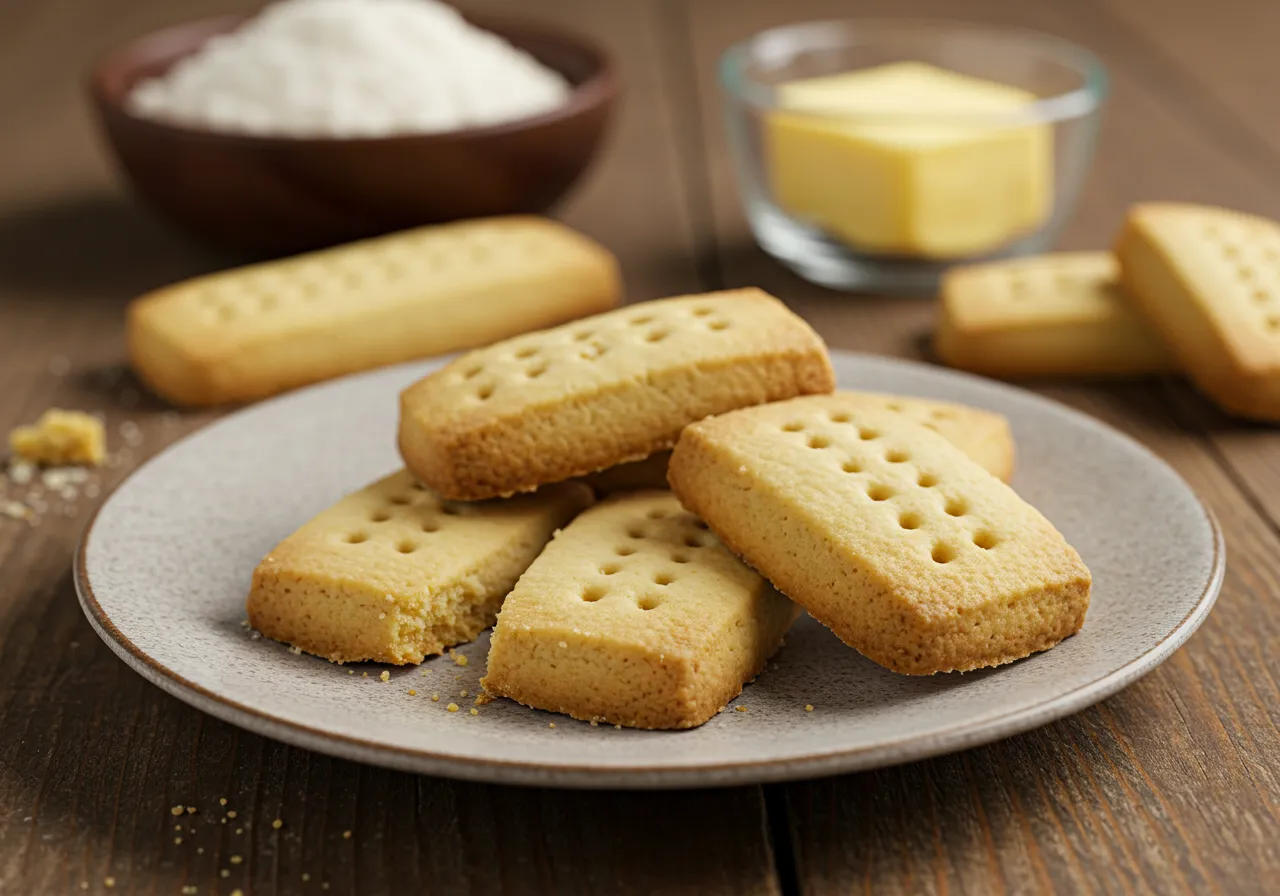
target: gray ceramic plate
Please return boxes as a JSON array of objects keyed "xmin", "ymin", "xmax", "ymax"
[{"xmin": 75, "ymin": 352, "xmax": 1223, "ymax": 789}]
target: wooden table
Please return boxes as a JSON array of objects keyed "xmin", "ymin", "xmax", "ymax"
[{"xmin": 2, "ymin": 0, "xmax": 1278, "ymax": 892}]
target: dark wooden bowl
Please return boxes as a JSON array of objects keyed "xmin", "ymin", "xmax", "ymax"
[{"xmin": 89, "ymin": 13, "xmax": 618, "ymax": 255}]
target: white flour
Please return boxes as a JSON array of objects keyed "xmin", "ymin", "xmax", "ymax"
[{"xmin": 128, "ymin": 0, "xmax": 572, "ymax": 137}]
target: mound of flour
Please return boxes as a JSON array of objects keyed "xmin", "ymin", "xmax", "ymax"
[{"xmin": 128, "ymin": 0, "xmax": 572, "ymax": 137}]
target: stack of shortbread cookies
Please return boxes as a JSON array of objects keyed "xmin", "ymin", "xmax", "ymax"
[
  {"xmin": 936, "ymin": 202, "xmax": 1280, "ymax": 422},
  {"xmin": 247, "ymin": 286, "xmax": 1092, "ymax": 729}
]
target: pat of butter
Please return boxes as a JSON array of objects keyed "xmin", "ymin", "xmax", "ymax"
[{"xmin": 766, "ymin": 61, "xmax": 1052, "ymax": 258}]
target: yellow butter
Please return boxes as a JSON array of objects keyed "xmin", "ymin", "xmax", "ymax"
[{"xmin": 766, "ymin": 61, "xmax": 1052, "ymax": 258}]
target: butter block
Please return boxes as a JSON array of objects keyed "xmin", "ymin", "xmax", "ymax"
[{"xmin": 767, "ymin": 61, "xmax": 1052, "ymax": 258}]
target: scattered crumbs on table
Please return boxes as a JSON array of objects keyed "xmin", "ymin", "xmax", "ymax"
[
  {"xmin": 379, "ymin": 670, "xmax": 390, "ymax": 682},
  {"xmin": 549, "ymin": 722, "xmax": 556, "ymax": 729},
  {"xmin": 431, "ymin": 695, "xmax": 440, "ymax": 702},
  {"xmin": 272, "ymin": 819, "xmax": 283, "ymax": 830},
  {"xmin": 460, "ymin": 690, "xmax": 469, "ymax": 698},
  {"xmin": 342, "ymin": 830, "xmax": 352, "ymax": 840},
  {"xmin": 805, "ymin": 704, "xmax": 814, "ymax": 712},
  {"xmin": 408, "ymin": 689, "xmax": 417, "ymax": 696},
  {"xmin": 181, "ymin": 886, "xmax": 197, "ymax": 895},
  {"xmin": 226, "ymin": 810, "xmax": 237, "ymax": 819},
  {"xmin": 469, "ymin": 708, "xmax": 478, "ymax": 716},
  {"xmin": 446, "ymin": 702, "xmax": 459, "ymax": 712},
  {"xmin": 419, "ymin": 669, "xmax": 430, "ymax": 677},
  {"xmin": 589, "ymin": 720, "xmax": 598, "ymax": 727},
  {"xmin": 186, "ymin": 806, "xmax": 197, "ymax": 814},
  {"xmin": 170, "ymin": 805, "xmax": 184, "ymax": 817},
  {"xmin": 230, "ymin": 854, "xmax": 243, "ymax": 865},
  {"xmin": 219, "ymin": 798, "xmax": 227, "ymax": 806},
  {"xmin": 453, "ymin": 653, "xmax": 468, "ymax": 667},
  {"xmin": 288, "ymin": 645, "xmax": 302, "ymax": 655},
  {"xmin": 362, "ymin": 672, "xmax": 368, "ymax": 678},
  {"xmin": 735, "ymin": 706, "xmax": 748, "ymax": 713},
  {"xmin": 103, "ymin": 877, "xmax": 115, "ymax": 889},
  {"xmin": 235, "ymin": 827, "xmax": 243, "ymax": 835},
  {"xmin": 220, "ymin": 869, "xmax": 230, "ymax": 879},
  {"xmin": 302, "ymin": 873, "xmax": 311, "ymax": 882},
  {"xmin": 174, "ymin": 837, "xmax": 182, "ymax": 845}
]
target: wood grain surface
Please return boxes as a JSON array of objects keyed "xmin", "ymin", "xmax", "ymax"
[{"xmin": 0, "ymin": 0, "xmax": 1276, "ymax": 894}]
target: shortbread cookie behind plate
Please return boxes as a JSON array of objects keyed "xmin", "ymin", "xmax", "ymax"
[
  {"xmin": 668, "ymin": 397, "xmax": 1091, "ymax": 675},
  {"xmin": 481, "ymin": 491, "xmax": 799, "ymax": 729},
  {"xmin": 1116, "ymin": 202, "xmax": 1280, "ymax": 421},
  {"xmin": 936, "ymin": 252, "xmax": 1175, "ymax": 378},
  {"xmin": 129, "ymin": 215, "xmax": 620, "ymax": 406},
  {"xmin": 399, "ymin": 288, "xmax": 834, "ymax": 500},
  {"xmin": 247, "ymin": 470, "xmax": 592, "ymax": 664}
]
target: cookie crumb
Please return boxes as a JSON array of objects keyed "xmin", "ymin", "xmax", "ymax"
[
  {"xmin": 549, "ymin": 722, "xmax": 556, "ymax": 728},
  {"xmin": 735, "ymin": 706, "xmax": 748, "ymax": 712},
  {"xmin": 408, "ymin": 689, "xmax": 417, "ymax": 696},
  {"xmin": 804, "ymin": 704, "xmax": 814, "ymax": 712},
  {"xmin": 342, "ymin": 830, "xmax": 352, "ymax": 839},
  {"xmin": 431, "ymin": 695, "xmax": 440, "ymax": 702},
  {"xmin": 446, "ymin": 702, "xmax": 459, "ymax": 712},
  {"xmin": 302, "ymin": 873, "xmax": 311, "ymax": 882},
  {"xmin": 469, "ymin": 708, "xmax": 478, "ymax": 716},
  {"xmin": 460, "ymin": 690, "xmax": 468, "ymax": 698},
  {"xmin": 452, "ymin": 653, "xmax": 468, "ymax": 667},
  {"xmin": 220, "ymin": 870, "xmax": 230, "ymax": 879},
  {"xmin": 226, "ymin": 810, "xmax": 237, "ymax": 819},
  {"xmin": 230, "ymin": 855, "xmax": 243, "ymax": 865},
  {"xmin": 174, "ymin": 837, "xmax": 183, "ymax": 845},
  {"xmin": 103, "ymin": 877, "xmax": 115, "ymax": 889},
  {"xmin": 419, "ymin": 670, "xmax": 429, "ymax": 677},
  {"xmin": 186, "ymin": 806, "xmax": 197, "ymax": 814},
  {"xmin": 379, "ymin": 671, "xmax": 390, "ymax": 682},
  {"xmin": 170, "ymin": 805, "xmax": 184, "ymax": 817}
]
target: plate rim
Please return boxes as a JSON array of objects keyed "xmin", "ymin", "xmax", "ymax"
[{"xmin": 73, "ymin": 352, "xmax": 1227, "ymax": 789}]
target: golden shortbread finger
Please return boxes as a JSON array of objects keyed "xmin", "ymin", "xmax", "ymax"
[
  {"xmin": 1115, "ymin": 202, "xmax": 1280, "ymax": 421},
  {"xmin": 579, "ymin": 391, "xmax": 1015, "ymax": 490},
  {"xmin": 129, "ymin": 216, "xmax": 620, "ymax": 406},
  {"xmin": 247, "ymin": 470, "xmax": 592, "ymax": 665},
  {"xmin": 399, "ymin": 288, "xmax": 835, "ymax": 501},
  {"xmin": 481, "ymin": 491, "xmax": 799, "ymax": 729},
  {"xmin": 935, "ymin": 252, "xmax": 1175, "ymax": 378},
  {"xmin": 668, "ymin": 396, "xmax": 1091, "ymax": 676},
  {"xmin": 832, "ymin": 391, "xmax": 1016, "ymax": 482}
]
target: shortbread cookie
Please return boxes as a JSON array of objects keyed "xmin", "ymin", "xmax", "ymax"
[
  {"xmin": 583, "ymin": 392, "xmax": 1015, "ymax": 491},
  {"xmin": 1116, "ymin": 203, "xmax": 1280, "ymax": 421},
  {"xmin": 936, "ymin": 252, "xmax": 1175, "ymax": 378},
  {"xmin": 399, "ymin": 288, "xmax": 835, "ymax": 500},
  {"xmin": 833, "ymin": 391, "xmax": 1015, "ymax": 482},
  {"xmin": 129, "ymin": 216, "xmax": 620, "ymax": 406},
  {"xmin": 481, "ymin": 491, "xmax": 798, "ymax": 728},
  {"xmin": 247, "ymin": 470, "xmax": 591, "ymax": 664},
  {"xmin": 668, "ymin": 397, "xmax": 1091, "ymax": 675}
]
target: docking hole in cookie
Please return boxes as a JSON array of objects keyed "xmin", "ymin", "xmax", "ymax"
[{"xmin": 931, "ymin": 543, "xmax": 957, "ymax": 564}]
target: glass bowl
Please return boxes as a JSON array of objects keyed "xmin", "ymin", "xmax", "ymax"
[{"xmin": 720, "ymin": 19, "xmax": 1108, "ymax": 294}]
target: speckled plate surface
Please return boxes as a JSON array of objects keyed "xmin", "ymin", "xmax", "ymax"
[{"xmin": 75, "ymin": 352, "xmax": 1223, "ymax": 789}]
